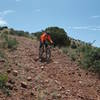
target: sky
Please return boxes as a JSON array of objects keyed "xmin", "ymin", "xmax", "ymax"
[{"xmin": 0, "ymin": 0, "xmax": 100, "ymax": 47}]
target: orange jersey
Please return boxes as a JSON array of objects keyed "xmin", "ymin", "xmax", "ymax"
[{"xmin": 40, "ymin": 32, "xmax": 53, "ymax": 43}]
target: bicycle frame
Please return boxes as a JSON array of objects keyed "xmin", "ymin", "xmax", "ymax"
[{"xmin": 39, "ymin": 44, "xmax": 51, "ymax": 62}]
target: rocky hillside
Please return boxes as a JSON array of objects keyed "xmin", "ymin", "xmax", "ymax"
[{"xmin": 0, "ymin": 35, "xmax": 100, "ymax": 100}]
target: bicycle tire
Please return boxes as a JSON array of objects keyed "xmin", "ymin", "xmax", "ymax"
[
  {"xmin": 46, "ymin": 46, "xmax": 51, "ymax": 62},
  {"xmin": 39, "ymin": 46, "xmax": 44, "ymax": 59}
]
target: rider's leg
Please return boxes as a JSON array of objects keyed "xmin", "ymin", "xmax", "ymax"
[
  {"xmin": 44, "ymin": 41, "xmax": 48, "ymax": 48},
  {"xmin": 39, "ymin": 40, "xmax": 44, "ymax": 61},
  {"xmin": 40, "ymin": 40, "xmax": 43, "ymax": 48}
]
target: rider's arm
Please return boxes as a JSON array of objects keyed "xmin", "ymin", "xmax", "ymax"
[{"xmin": 47, "ymin": 35, "xmax": 53, "ymax": 44}]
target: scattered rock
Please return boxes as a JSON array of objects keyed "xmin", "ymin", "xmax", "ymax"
[
  {"xmin": 68, "ymin": 73, "xmax": 71, "ymax": 75},
  {"xmin": 72, "ymin": 80, "xmax": 76, "ymax": 83},
  {"xmin": 45, "ymin": 79, "xmax": 49, "ymax": 83},
  {"xmin": 97, "ymin": 89, "xmax": 100, "ymax": 93},
  {"xmin": 55, "ymin": 80, "xmax": 60, "ymax": 85},
  {"xmin": 25, "ymin": 67, "xmax": 30, "ymax": 72},
  {"xmin": 79, "ymin": 81, "xmax": 82, "ymax": 84},
  {"xmin": 76, "ymin": 68, "xmax": 79, "ymax": 71},
  {"xmin": 6, "ymin": 83, "xmax": 13, "ymax": 90},
  {"xmin": 65, "ymin": 90, "xmax": 70, "ymax": 95},
  {"xmin": 77, "ymin": 94, "xmax": 84, "ymax": 99},
  {"xmin": 86, "ymin": 72, "xmax": 88, "ymax": 75},
  {"xmin": 87, "ymin": 83, "xmax": 93, "ymax": 87},
  {"xmin": 66, "ymin": 90, "xmax": 70, "ymax": 92},
  {"xmin": 27, "ymin": 76, "xmax": 32, "ymax": 81},
  {"xmin": 13, "ymin": 70, "xmax": 18, "ymax": 76},
  {"xmin": 34, "ymin": 57, "xmax": 39, "ymax": 61},
  {"xmin": 78, "ymin": 73, "xmax": 81, "ymax": 77},
  {"xmin": 0, "ymin": 59, "xmax": 5, "ymax": 62},
  {"xmin": 59, "ymin": 86, "xmax": 65, "ymax": 91},
  {"xmin": 21, "ymin": 82, "xmax": 27, "ymax": 88},
  {"xmin": 59, "ymin": 86, "xmax": 63, "ymax": 91},
  {"xmin": 8, "ymin": 79, "xmax": 15, "ymax": 85},
  {"xmin": 7, "ymin": 69, "xmax": 12, "ymax": 73},
  {"xmin": 72, "ymin": 72, "xmax": 75, "ymax": 75},
  {"xmin": 13, "ymin": 87, "xmax": 18, "ymax": 91},
  {"xmin": 65, "ymin": 91, "xmax": 69, "ymax": 96},
  {"xmin": 57, "ymin": 93, "xmax": 61, "ymax": 98},
  {"xmin": 41, "ymin": 66, "xmax": 44, "ymax": 70},
  {"xmin": 54, "ymin": 61, "xmax": 59, "ymax": 64},
  {"xmin": 30, "ymin": 91, "xmax": 35, "ymax": 96}
]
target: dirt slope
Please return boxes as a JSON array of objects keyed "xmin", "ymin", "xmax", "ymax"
[{"xmin": 0, "ymin": 36, "xmax": 100, "ymax": 100}]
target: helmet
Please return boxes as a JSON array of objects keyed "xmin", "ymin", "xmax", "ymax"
[{"xmin": 45, "ymin": 30, "xmax": 50, "ymax": 35}]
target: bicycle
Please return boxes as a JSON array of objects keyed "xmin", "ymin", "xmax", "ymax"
[{"xmin": 39, "ymin": 44, "xmax": 51, "ymax": 62}]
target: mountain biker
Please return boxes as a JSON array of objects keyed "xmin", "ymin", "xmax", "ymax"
[{"xmin": 39, "ymin": 31, "xmax": 53, "ymax": 48}]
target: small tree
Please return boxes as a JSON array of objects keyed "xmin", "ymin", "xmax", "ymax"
[{"xmin": 45, "ymin": 27, "xmax": 70, "ymax": 47}]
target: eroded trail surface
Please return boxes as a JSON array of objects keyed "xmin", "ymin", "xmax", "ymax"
[{"xmin": 0, "ymin": 36, "xmax": 100, "ymax": 100}]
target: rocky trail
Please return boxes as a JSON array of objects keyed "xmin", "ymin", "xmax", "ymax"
[{"xmin": 0, "ymin": 36, "xmax": 100, "ymax": 100}]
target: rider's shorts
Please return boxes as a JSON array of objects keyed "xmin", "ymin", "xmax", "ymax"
[{"xmin": 40, "ymin": 40, "xmax": 48, "ymax": 48}]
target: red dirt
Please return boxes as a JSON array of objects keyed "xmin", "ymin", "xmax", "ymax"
[{"xmin": 0, "ymin": 36, "xmax": 100, "ymax": 100}]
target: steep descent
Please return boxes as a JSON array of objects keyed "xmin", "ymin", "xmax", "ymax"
[{"xmin": 0, "ymin": 36, "xmax": 100, "ymax": 100}]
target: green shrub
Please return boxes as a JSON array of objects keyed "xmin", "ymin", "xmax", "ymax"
[
  {"xmin": 71, "ymin": 41, "xmax": 77, "ymax": 49},
  {"xmin": 0, "ymin": 33, "xmax": 18, "ymax": 50},
  {"xmin": 1, "ymin": 34, "xmax": 18, "ymax": 50},
  {"xmin": 15, "ymin": 31, "xmax": 29, "ymax": 37},
  {"xmin": 45, "ymin": 27, "xmax": 70, "ymax": 47},
  {"xmin": 33, "ymin": 31, "xmax": 42, "ymax": 39},
  {"xmin": 80, "ymin": 45, "xmax": 93, "ymax": 69},
  {"xmin": 0, "ymin": 33, "xmax": 8, "ymax": 40},
  {"xmin": 6, "ymin": 38, "xmax": 18, "ymax": 49},
  {"xmin": 0, "ymin": 26, "xmax": 8, "ymax": 30},
  {"xmin": 9, "ymin": 29, "xmax": 30, "ymax": 37},
  {"xmin": 9, "ymin": 29, "xmax": 15, "ymax": 35},
  {"xmin": 0, "ymin": 74, "xmax": 8, "ymax": 85},
  {"xmin": 62, "ymin": 47, "xmax": 68, "ymax": 54},
  {"xmin": 81, "ymin": 45, "xmax": 100, "ymax": 73},
  {"xmin": 0, "ymin": 74, "xmax": 10, "ymax": 96},
  {"xmin": 67, "ymin": 50, "xmax": 77, "ymax": 61},
  {"xmin": 0, "ymin": 51, "xmax": 5, "ymax": 59}
]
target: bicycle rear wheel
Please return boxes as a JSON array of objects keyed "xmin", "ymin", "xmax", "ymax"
[
  {"xmin": 39, "ymin": 46, "xmax": 44, "ymax": 60},
  {"xmin": 46, "ymin": 46, "xmax": 51, "ymax": 62}
]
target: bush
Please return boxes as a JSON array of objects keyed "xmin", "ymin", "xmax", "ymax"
[
  {"xmin": 62, "ymin": 47, "xmax": 68, "ymax": 54},
  {"xmin": 1, "ymin": 34, "xmax": 18, "ymax": 50},
  {"xmin": 0, "ymin": 74, "xmax": 10, "ymax": 96},
  {"xmin": 70, "ymin": 53, "xmax": 76, "ymax": 61},
  {"xmin": 0, "ymin": 26, "xmax": 8, "ymax": 30},
  {"xmin": 9, "ymin": 29, "xmax": 30, "ymax": 37},
  {"xmin": 0, "ymin": 51, "xmax": 5, "ymax": 59},
  {"xmin": 15, "ymin": 31, "xmax": 29, "ymax": 37},
  {"xmin": 9, "ymin": 29, "xmax": 16, "ymax": 35},
  {"xmin": 71, "ymin": 41, "xmax": 77, "ymax": 49},
  {"xmin": 1, "ymin": 28, "xmax": 30, "ymax": 38},
  {"xmin": 33, "ymin": 32, "xmax": 42, "ymax": 39},
  {"xmin": 45, "ymin": 27, "xmax": 70, "ymax": 47},
  {"xmin": 0, "ymin": 74, "xmax": 8, "ymax": 86},
  {"xmin": 5, "ymin": 37, "xmax": 18, "ymax": 50},
  {"xmin": 81, "ymin": 45, "xmax": 100, "ymax": 73}
]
